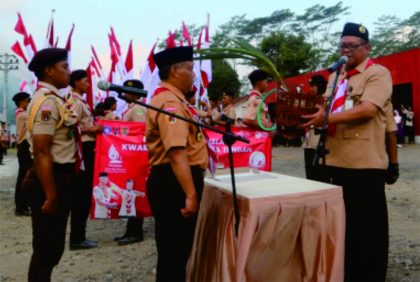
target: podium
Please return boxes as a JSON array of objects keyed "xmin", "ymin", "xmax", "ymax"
[{"xmin": 187, "ymin": 171, "xmax": 345, "ymax": 282}]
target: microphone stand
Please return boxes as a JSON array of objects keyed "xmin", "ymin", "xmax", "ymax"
[
  {"xmin": 312, "ymin": 67, "xmax": 342, "ymax": 180},
  {"xmin": 117, "ymin": 93, "xmax": 249, "ymax": 236}
]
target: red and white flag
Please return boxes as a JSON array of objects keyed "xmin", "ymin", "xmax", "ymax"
[
  {"xmin": 182, "ymin": 22, "xmax": 193, "ymax": 46},
  {"xmin": 18, "ymin": 79, "xmax": 32, "ymax": 94},
  {"xmin": 199, "ymin": 15, "xmax": 212, "ymax": 102},
  {"xmin": 140, "ymin": 41, "xmax": 160, "ymax": 103},
  {"xmin": 109, "ymin": 27, "xmax": 127, "ymax": 79},
  {"xmin": 43, "ymin": 12, "xmax": 55, "ymax": 48},
  {"xmin": 11, "ymin": 41, "xmax": 28, "ymax": 64},
  {"xmin": 14, "ymin": 13, "xmax": 37, "ymax": 61},
  {"xmin": 91, "ymin": 45, "xmax": 105, "ymax": 79},
  {"xmin": 125, "ymin": 40, "xmax": 134, "ymax": 79},
  {"xmin": 65, "ymin": 24, "xmax": 75, "ymax": 68}
]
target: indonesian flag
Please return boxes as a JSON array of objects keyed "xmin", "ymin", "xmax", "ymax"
[
  {"xmin": 14, "ymin": 13, "xmax": 37, "ymax": 61},
  {"xmin": 18, "ymin": 79, "xmax": 32, "ymax": 94},
  {"xmin": 91, "ymin": 45, "xmax": 105, "ymax": 79},
  {"xmin": 109, "ymin": 27, "xmax": 127, "ymax": 79},
  {"xmin": 65, "ymin": 24, "xmax": 75, "ymax": 69},
  {"xmin": 140, "ymin": 41, "xmax": 160, "ymax": 103},
  {"xmin": 166, "ymin": 31, "xmax": 176, "ymax": 49},
  {"xmin": 125, "ymin": 40, "xmax": 134, "ymax": 79},
  {"xmin": 182, "ymin": 22, "xmax": 193, "ymax": 46},
  {"xmin": 11, "ymin": 41, "xmax": 28, "ymax": 64},
  {"xmin": 199, "ymin": 15, "xmax": 212, "ymax": 101},
  {"xmin": 88, "ymin": 59, "xmax": 106, "ymax": 105},
  {"xmin": 43, "ymin": 12, "xmax": 55, "ymax": 48},
  {"xmin": 192, "ymin": 30, "xmax": 203, "ymax": 106}
]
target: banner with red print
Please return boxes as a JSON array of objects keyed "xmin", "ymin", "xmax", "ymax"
[
  {"xmin": 204, "ymin": 126, "xmax": 272, "ymax": 171},
  {"xmin": 91, "ymin": 120, "xmax": 151, "ymax": 219}
]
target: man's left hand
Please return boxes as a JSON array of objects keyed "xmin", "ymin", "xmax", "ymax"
[
  {"xmin": 386, "ymin": 163, "xmax": 399, "ymax": 185},
  {"xmin": 301, "ymin": 105, "xmax": 326, "ymax": 128}
]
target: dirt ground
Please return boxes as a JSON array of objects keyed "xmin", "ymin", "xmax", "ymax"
[{"xmin": 0, "ymin": 145, "xmax": 419, "ymax": 281}]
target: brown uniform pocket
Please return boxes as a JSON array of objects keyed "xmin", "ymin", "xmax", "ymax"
[{"xmin": 343, "ymin": 128, "xmax": 370, "ymax": 140}]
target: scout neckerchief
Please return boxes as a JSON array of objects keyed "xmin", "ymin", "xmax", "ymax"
[
  {"xmin": 67, "ymin": 91, "xmax": 86, "ymax": 173},
  {"xmin": 152, "ymin": 87, "xmax": 218, "ymax": 176},
  {"xmin": 328, "ymin": 58, "xmax": 375, "ymax": 136},
  {"xmin": 15, "ymin": 108, "xmax": 24, "ymax": 117},
  {"xmin": 35, "ymin": 84, "xmax": 84, "ymax": 172}
]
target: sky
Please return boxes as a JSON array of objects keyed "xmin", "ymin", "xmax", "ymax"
[{"xmin": 0, "ymin": 0, "xmax": 418, "ymax": 122}]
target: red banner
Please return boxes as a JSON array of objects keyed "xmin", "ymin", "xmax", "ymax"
[
  {"xmin": 204, "ymin": 126, "xmax": 272, "ymax": 171},
  {"xmin": 91, "ymin": 120, "xmax": 151, "ymax": 219}
]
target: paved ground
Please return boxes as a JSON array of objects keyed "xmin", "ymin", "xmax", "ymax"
[{"xmin": 0, "ymin": 144, "xmax": 419, "ymax": 281}]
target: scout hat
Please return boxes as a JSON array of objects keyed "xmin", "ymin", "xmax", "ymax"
[
  {"xmin": 28, "ymin": 48, "xmax": 68, "ymax": 77},
  {"xmin": 341, "ymin": 22, "xmax": 369, "ymax": 42},
  {"xmin": 248, "ymin": 69, "xmax": 268, "ymax": 86},
  {"xmin": 123, "ymin": 79, "xmax": 144, "ymax": 90},
  {"xmin": 153, "ymin": 46, "xmax": 193, "ymax": 69},
  {"xmin": 12, "ymin": 92, "xmax": 30, "ymax": 106}
]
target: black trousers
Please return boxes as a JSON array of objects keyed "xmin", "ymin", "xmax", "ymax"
[
  {"xmin": 70, "ymin": 141, "xmax": 95, "ymax": 243},
  {"xmin": 303, "ymin": 148, "xmax": 326, "ymax": 182},
  {"xmin": 15, "ymin": 140, "xmax": 32, "ymax": 212},
  {"xmin": 0, "ymin": 143, "xmax": 4, "ymax": 163},
  {"xmin": 147, "ymin": 164, "xmax": 204, "ymax": 282},
  {"xmin": 125, "ymin": 217, "xmax": 144, "ymax": 237},
  {"xmin": 326, "ymin": 166, "xmax": 388, "ymax": 282},
  {"xmin": 23, "ymin": 163, "xmax": 74, "ymax": 282}
]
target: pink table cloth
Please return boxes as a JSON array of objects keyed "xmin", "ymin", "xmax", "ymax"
[{"xmin": 187, "ymin": 171, "xmax": 345, "ymax": 282}]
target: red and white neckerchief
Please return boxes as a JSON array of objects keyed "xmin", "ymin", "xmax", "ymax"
[
  {"xmin": 37, "ymin": 84, "xmax": 85, "ymax": 172},
  {"xmin": 125, "ymin": 192, "xmax": 132, "ymax": 215},
  {"xmin": 152, "ymin": 87, "xmax": 218, "ymax": 176},
  {"xmin": 328, "ymin": 59, "xmax": 374, "ymax": 136},
  {"xmin": 15, "ymin": 108, "xmax": 24, "ymax": 118},
  {"xmin": 249, "ymin": 90, "xmax": 262, "ymax": 99}
]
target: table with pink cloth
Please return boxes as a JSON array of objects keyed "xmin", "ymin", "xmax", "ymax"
[{"xmin": 187, "ymin": 171, "xmax": 345, "ymax": 282}]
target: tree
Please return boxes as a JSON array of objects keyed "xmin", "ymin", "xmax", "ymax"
[
  {"xmin": 260, "ymin": 32, "xmax": 315, "ymax": 77},
  {"xmin": 370, "ymin": 12, "xmax": 420, "ymax": 57},
  {"xmin": 207, "ymin": 60, "xmax": 240, "ymax": 100}
]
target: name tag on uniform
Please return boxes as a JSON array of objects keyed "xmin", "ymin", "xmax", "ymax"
[{"xmin": 345, "ymin": 99, "xmax": 354, "ymax": 110}]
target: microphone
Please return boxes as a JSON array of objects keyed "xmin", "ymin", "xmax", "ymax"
[
  {"xmin": 97, "ymin": 81, "xmax": 148, "ymax": 97},
  {"xmin": 327, "ymin": 56, "xmax": 348, "ymax": 72}
]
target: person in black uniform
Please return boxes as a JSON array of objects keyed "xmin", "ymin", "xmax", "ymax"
[
  {"xmin": 146, "ymin": 46, "xmax": 208, "ymax": 282},
  {"xmin": 12, "ymin": 92, "xmax": 32, "ymax": 215},
  {"xmin": 24, "ymin": 48, "xmax": 77, "ymax": 281},
  {"xmin": 67, "ymin": 69, "xmax": 102, "ymax": 250}
]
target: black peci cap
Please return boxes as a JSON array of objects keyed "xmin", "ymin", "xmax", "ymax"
[
  {"xmin": 123, "ymin": 79, "xmax": 144, "ymax": 90},
  {"xmin": 341, "ymin": 22, "xmax": 369, "ymax": 42},
  {"xmin": 28, "ymin": 48, "xmax": 68, "ymax": 74},
  {"xmin": 99, "ymin": 172, "xmax": 108, "ymax": 177},
  {"xmin": 153, "ymin": 46, "xmax": 193, "ymax": 69}
]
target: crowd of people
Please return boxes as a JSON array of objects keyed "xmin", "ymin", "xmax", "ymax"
[{"xmin": 0, "ymin": 20, "xmax": 415, "ymax": 282}]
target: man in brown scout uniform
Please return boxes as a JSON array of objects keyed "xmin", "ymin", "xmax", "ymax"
[
  {"xmin": 67, "ymin": 69, "xmax": 102, "ymax": 250},
  {"xmin": 24, "ymin": 48, "xmax": 77, "ymax": 281},
  {"xmin": 146, "ymin": 46, "xmax": 208, "ymax": 282},
  {"xmin": 12, "ymin": 92, "xmax": 32, "ymax": 216},
  {"xmin": 243, "ymin": 69, "xmax": 273, "ymax": 129},
  {"xmin": 302, "ymin": 23, "xmax": 396, "ymax": 281},
  {"xmin": 114, "ymin": 79, "xmax": 147, "ymax": 245},
  {"xmin": 215, "ymin": 90, "xmax": 236, "ymax": 126}
]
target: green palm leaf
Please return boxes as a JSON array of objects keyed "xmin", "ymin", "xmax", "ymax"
[{"xmin": 195, "ymin": 38, "xmax": 287, "ymax": 89}]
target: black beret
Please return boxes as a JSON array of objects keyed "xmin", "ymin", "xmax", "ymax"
[
  {"xmin": 28, "ymin": 48, "xmax": 68, "ymax": 73},
  {"xmin": 248, "ymin": 69, "xmax": 268, "ymax": 85},
  {"xmin": 69, "ymin": 69, "xmax": 87, "ymax": 87},
  {"xmin": 123, "ymin": 79, "xmax": 144, "ymax": 90},
  {"xmin": 153, "ymin": 46, "xmax": 193, "ymax": 69},
  {"xmin": 341, "ymin": 22, "xmax": 369, "ymax": 42},
  {"xmin": 12, "ymin": 92, "xmax": 30, "ymax": 104},
  {"xmin": 99, "ymin": 172, "xmax": 108, "ymax": 177},
  {"xmin": 222, "ymin": 90, "xmax": 234, "ymax": 97}
]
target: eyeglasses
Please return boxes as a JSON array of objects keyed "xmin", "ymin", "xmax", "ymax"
[{"xmin": 338, "ymin": 42, "xmax": 366, "ymax": 51}]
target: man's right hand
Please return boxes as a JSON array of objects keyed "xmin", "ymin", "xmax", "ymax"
[
  {"xmin": 181, "ymin": 195, "xmax": 197, "ymax": 218},
  {"xmin": 42, "ymin": 196, "xmax": 58, "ymax": 214}
]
